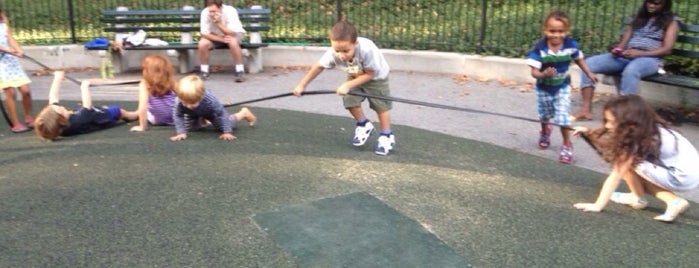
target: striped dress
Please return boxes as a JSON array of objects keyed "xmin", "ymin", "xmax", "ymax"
[{"xmin": 0, "ymin": 21, "xmax": 31, "ymax": 88}]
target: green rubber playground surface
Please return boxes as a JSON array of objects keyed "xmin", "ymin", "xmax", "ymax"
[{"xmin": 1, "ymin": 102, "xmax": 698, "ymax": 267}]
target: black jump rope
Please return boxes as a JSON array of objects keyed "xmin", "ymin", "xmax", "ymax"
[{"xmin": 0, "ymin": 53, "xmax": 602, "ymax": 156}]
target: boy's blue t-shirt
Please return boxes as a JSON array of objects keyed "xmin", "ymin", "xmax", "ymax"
[{"xmin": 526, "ymin": 36, "xmax": 583, "ymax": 94}]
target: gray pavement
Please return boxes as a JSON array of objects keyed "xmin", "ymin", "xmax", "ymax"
[{"xmin": 26, "ymin": 67, "xmax": 699, "ymax": 176}]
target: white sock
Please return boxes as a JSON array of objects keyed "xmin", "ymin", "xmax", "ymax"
[
  {"xmin": 235, "ymin": 64, "xmax": 244, "ymax": 73},
  {"xmin": 201, "ymin": 65, "xmax": 209, "ymax": 73}
]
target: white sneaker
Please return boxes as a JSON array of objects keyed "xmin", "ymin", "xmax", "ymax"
[
  {"xmin": 375, "ymin": 134, "xmax": 395, "ymax": 155},
  {"xmin": 352, "ymin": 122, "xmax": 375, "ymax": 146}
]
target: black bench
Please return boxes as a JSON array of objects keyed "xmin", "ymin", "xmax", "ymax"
[
  {"xmin": 603, "ymin": 18, "xmax": 699, "ymax": 90},
  {"xmin": 88, "ymin": 6, "xmax": 271, "ymax": 74}
]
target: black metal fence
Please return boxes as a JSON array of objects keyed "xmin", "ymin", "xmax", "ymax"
[{"xmin": 1, "ymin": 0, "xmax": 697, "ymax": 57}]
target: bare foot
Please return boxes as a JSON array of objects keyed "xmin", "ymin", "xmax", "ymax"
[
  {"xmin": 241, "ymin": 107, "xmax": 256, "ymax": 126},
  {"xmin": 570, "ymin": 111, "xmax": 593, "ymax": 121}
]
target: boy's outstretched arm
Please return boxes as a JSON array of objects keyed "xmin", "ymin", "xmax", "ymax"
[
  {"xmin": 80, "ymin": 80, "xmax": 93, "ymax": 109},
  {"xmin": 293, "ymin": 64, "xmax": 324, "ymax": 96},
  {"xmin": 48, "ymin": 71, "xmax": 65, "ymax": 105}
]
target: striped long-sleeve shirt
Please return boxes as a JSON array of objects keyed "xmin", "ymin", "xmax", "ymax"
[{"xmin": 173, "ymin": 89, "xmax": 231, "ymax": 134}]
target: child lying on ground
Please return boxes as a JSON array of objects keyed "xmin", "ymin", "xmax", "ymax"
[{"xmin": 34, "ymin": 71, "xmax": 138, "ymax": 140}]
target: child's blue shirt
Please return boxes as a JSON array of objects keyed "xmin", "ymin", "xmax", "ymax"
[{"xmin": 526, "ymin": 36, "xmax": 583, "ymax": 94}]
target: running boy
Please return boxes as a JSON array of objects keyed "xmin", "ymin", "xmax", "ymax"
[
  {"xmin": 34, "ymin": 71, "xmax": 138, "ymax": 140},
  {"xmin": 526, "ymin": 10, "xmax": 597, "ymax": 163},
  {"xmin": 293, "ymin": 20, "xmax": 395, "ymax": 155},
  {"xmin": 170, "ymin": 75, "xmax": 255, "ymax": 141}
]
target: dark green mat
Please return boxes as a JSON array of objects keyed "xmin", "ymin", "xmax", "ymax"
[
  {"xmin": 253, "ymin": 192, "xmax": 471, "ymax": 268},
  {"xmin": 2, "ymin": 102, "xmax": 698, "ymax": 267}
]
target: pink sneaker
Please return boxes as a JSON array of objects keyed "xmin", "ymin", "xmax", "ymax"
[{"xmin": 559, "ymin": 145, "xmax": 573, "ymax": 164}]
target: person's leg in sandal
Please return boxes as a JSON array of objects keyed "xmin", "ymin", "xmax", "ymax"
[{"xmin": 3, "ymin": 87, "xmax": 29, "ymax": 133}]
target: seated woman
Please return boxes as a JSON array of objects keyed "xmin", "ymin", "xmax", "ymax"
[{"xmin": 572, "ymin": 0, "xmax": 679, "ymax": 121}]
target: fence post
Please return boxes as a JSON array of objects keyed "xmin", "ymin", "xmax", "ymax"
[
  {"xmin": 477, "ymin": 0, "xmax": 487, "ymax": 54},
  {"xmin": 179, "ymin": 5, "xmax": 196, "ymax": 73},
  {"xmin": 336, "ymin": 0, "xmax": 342, "ymax": 21},
  {"xmin": 66, "ymin": 0, "xmax": 77, "ymax": 43}
]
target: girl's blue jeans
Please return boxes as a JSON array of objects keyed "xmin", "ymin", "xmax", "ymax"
[{"xmin": 580, "ymin": 53, "xmax": 660, "ymax": 95}]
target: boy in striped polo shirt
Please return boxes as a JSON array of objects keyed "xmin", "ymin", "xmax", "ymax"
[{"xmin": 526, "ymin": 10, "xmax": 598, "ymax": 164}]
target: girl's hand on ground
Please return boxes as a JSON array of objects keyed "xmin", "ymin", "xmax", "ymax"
[
  {"xmin": 571, "ymin": 126, "xmax": 589, "ymax": 136},
  {"xmin": 130, "ymin": 126, "xmax": 144, "ymax": 132},
  {"xmin": 170, "ymin": 133, "xmax": 187, "ymax": 141},
  {"xmin": 219, "ymin": 133, "xmax": 237, "ymax": 140},
  {"xmin": 573, "ymin": 202, "xmax": 602, "ymax": 212}
]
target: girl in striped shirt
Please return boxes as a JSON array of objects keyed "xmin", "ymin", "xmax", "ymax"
[{"xmin": 130, "ymin": 55, "xmax": 178, "ymax": 132}]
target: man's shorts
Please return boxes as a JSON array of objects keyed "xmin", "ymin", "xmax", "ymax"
[
  {"xmin": 343, "ymin": 78, "xmax": 392, "ymax": 112},
  {"xmin": 209, "ymin": 33, "xmax": 245, "ymax": 50}
]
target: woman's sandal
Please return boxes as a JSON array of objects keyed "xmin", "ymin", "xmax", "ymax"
[
  {"xmin": 610, "ymin": 192, "xmax": 648, "ymax": 210},
  {"xmin": 654, "ymin": 198, "xmax": 690, "ymax": 223}
]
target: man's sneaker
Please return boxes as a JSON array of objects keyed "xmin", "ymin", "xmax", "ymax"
[
  {"xmin": 375, "ymin": 134, "xmax": 395, "ymax": 156},
  {"xmin": 200, "ymin": 72, "xmax": 210, "ymax": 80},
  {"xmin": 559, "ymin": 145, "xmax": 573, "ymax": 164},
  {"xmin": 352, "ymin": 121, "xmax": 375, "ymax": 146},
  {"xmin": 234, "ymin": 71, "xmax": 245, "ymax": 83}
]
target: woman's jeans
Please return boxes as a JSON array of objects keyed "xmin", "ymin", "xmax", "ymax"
[{"xmin": 580, "ymin": 53, "xmax": 660, "ymax": 95}]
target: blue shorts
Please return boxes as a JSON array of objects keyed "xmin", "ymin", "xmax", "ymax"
[
  {"xmin": 536, "ymin": 85, "xmax": 571, "ymax": 126},
  {"xmin": 104, "ymin": 105, "xmax": 122, "ymax": 124}
]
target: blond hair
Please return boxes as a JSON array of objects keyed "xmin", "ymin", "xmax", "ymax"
[
  {"xmin": 176, "ymin": 75, "xmax": 206, "ymax": 104},
  {"xmin": 34, "ymin": 105, "xmax": 70, "ymax": 140}
]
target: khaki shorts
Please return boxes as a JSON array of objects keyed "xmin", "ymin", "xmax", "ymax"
[
  {"xmin": 209, "ymin": 32, "xmax": 245, "ymax": 49},
  {"xmin": 342, "ymin": 78, "xmax": 392, "ymax": 112}
]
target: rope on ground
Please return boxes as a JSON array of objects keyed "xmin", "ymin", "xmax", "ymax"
[{"xmin": 223, "ymin": 89, "xmax": 605, "ymax": 154}]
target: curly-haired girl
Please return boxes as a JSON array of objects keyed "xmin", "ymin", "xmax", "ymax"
[{"xmin": 572, "ymin": 95, "xmax": 699, "ymax": 222}]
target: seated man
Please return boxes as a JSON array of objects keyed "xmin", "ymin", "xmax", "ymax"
[{"xmin": 197, "ymin": 0, "xmax": 246, "ymax": 82}]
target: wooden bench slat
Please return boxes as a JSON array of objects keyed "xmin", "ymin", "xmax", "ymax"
[
  {"xmin": 103, "ymin": 25, "xmax": 270, "ymax": 33},
  {"xmin": 644, "ymin": 74, "xmax": 699, "ymax": 88},
  {"xmin": 101, "ymin": 9, "xmax": 200, "ymax": 16},
  {"xmin": 679, "ymin": 22, "xmax": 699, "ymax": 33},
  {"xmin": 676, "ymin": 35, "xmax": 699, "ymax": 45},
  {"xmin": 671, "ymin": 49, "xmax": 699, "ymax": 59},
  {"xmin": 101, "ymin": 8, "xmax": 270, "ymax": 16},
  {"xmin": 101, "ymin": 18, "xmax": 200, "ymax": 23}
]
